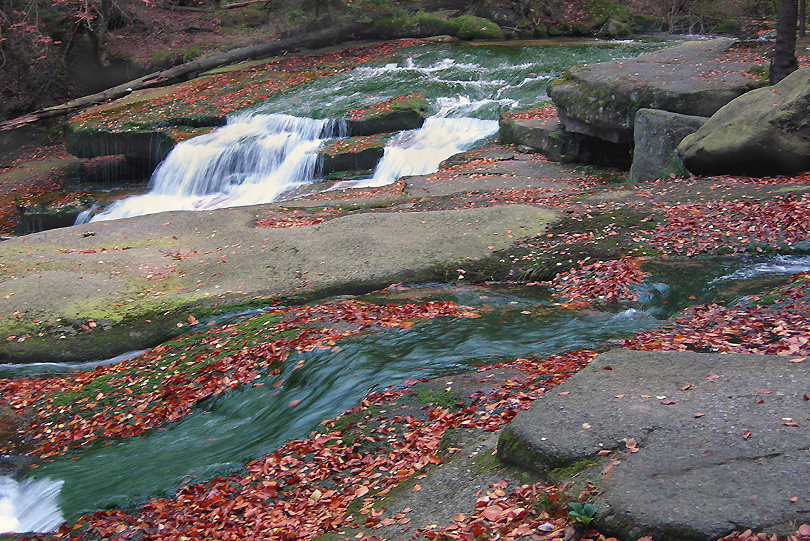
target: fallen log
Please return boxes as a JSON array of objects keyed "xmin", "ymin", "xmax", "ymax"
[{"xmin": 0, "ymin": 19, "xmax": 370, "ymax": 132}]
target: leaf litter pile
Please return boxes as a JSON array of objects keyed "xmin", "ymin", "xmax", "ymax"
[{"xmin": 4, "ymin": 167, "xmax": 810, "ymax": 540}]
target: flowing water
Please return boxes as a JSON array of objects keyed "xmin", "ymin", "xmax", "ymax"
[
  {"xmin": 79, "ymin": 39, "xmax": 672, "ymax": 223},
  {"xmin": 3, "ymin": 255, "xmax": 810, "ymax": 531}
]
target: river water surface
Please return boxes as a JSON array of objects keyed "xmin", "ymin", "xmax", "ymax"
[
  {"xmin": 3, "ymin": 255, "xmax": 810, "ymax": 531},
  {"xmin": 79, "ymin": 38, "xmax": 673, "ymax": 223}
]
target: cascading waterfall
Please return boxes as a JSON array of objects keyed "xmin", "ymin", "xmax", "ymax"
[
  {"xmin": 0, "ymin": 476, "xmax": 64, "ymax": 533},
  {"xmin": 363, "ymin": 98, "xmax": 503, "ymax": 188},
  {"xmin": 81, "ymin": 114, "xmax": 347, "ymax": 222}
]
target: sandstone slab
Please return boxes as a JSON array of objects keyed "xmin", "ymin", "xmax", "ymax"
[
  {"xmin": 547, "ymin": 38, "xmax": 763, "ymax": 144},
  {"xmin": 499, "ymin": 349, "xmax": 810, "ymax": 541}
]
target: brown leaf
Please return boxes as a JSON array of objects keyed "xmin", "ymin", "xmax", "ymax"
[
  {"xmin": 742, "ymin": 430, "xmax": 752, "ymax": 440},
  {"xmin": 625, "ymin": 438, "xmax": 637, "ymax": 449}
]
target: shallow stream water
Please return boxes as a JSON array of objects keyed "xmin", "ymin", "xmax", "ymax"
[{"xmin": 2, "ymin": 255, "xmax": 810, "ymax": 531}]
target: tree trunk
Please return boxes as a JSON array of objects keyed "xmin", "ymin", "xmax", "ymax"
[
  {"xmin": 800, "ymin": 0, "xmax": 806, "ymax": 37},
  {"xmin": 771, "ymin": 0, "xmax": 799, "ymax": 84}
]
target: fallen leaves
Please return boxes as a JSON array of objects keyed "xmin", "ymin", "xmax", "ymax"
[
  {"xmin": 622, "ymin": 273, "xmax": 810, "ymax": 356},
  {"xmin": 638, "ymin": 193, "xmax": 810, "ymax": 257},
  {"xmin": 545, "ymin": 257, "xmax": 649, "ymax": 307},
  {"xmin": 0, "ymin": 299, "xmax": 479, "ymax": 458}
]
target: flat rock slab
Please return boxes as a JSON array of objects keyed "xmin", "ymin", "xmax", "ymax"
[
  {"xmin": 548, "ymin": 38, "xmax": 761, "ymax": 144},
  {"xmin": 0, "ymin": 204, "xmax": 557, "ymax": 363},
  {"xmin": 498, "ymin": 349, "xmax": 810, "ymax": 541}
]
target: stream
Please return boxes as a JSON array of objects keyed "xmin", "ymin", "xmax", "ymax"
[
  {"xmin": 2, "ymin": 255, "xmax": 810, "ymax": 532},
  {"xmin": 7, "ymin": 37, "xmax": 804, "ymax": 533},
  {"xmin": 77, "ymin": 38, "xmax": 674, "ymax": 223}
]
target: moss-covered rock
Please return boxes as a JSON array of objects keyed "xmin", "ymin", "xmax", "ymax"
[
  {"xmin": 318, "ymin": 133, "xmax": 393, "ymax": 174},
  {"xmin": 455, "ymin": 15, "xmax": 505, "ymax": 40},
  {"xmin": 678, "ymin": 67, "xmax": 810, "ymax": 176},
  {"xmin": 370, "ymin": 12, "xmax": 461, "ymax": 39},
  {"xmin": 344, "ymin": 95, "xmax": 429, "ymax": 136},
  {"xmin": 548, "ymin": 39, "xmax": 765, "ymax": 145}
]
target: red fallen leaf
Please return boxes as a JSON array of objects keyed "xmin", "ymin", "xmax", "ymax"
[
  {"xmin": 742, "ymin": 430, "xmax": 752, "ymax": 440},
  {"xmin": 188, "ymin": 316, "xmax": 199, "ymax": 326},
  {"xmin": 603, "ymin": 365, "xmax": 613, "ymax": 370},
  {"xmin": 625, "ymin": 438, "xmax": 637, "ymax": 449},
  {"xmin": 598, "ymin": 449, "xmax": 611, "ymax": 456},
  {"xmin": 789, "ymin": 357, "xmax": 806, "ymax": 363},
  {"xmin": 783, "ymin": 421, "xmax": 801, "ymax": 427},
  {"xmin": 799, "ymin": 524, "xmax": 810, "ymax": 536},
  {"xmin": 756, "ymin": 389, "xmax": 772, "ymax": 394},
  {"xmin": 288, "ymin": 399, "xmax": 301, "ymax": 408},
  {"xmin": 804, "ymin": 395, "xmax": 809, "ymax": 401},
  {"xmin": 680, "ymin": 384, "xmax": 693, "ymax": 391},
  {"xmin": 694, "ymin": 412, "xmax": 706, "ymax": 418},
  {"xmin": 481, "ymin": 506, "xmax": 503, "ymax": 522},
  {"xmin": 706, "ymin": 374, "xmax": 720, "ymax": 380},
  {"xmin": 402, "ymin": 379, "xmax": 419, "ymax": 386},
  {"xmin": 660, "ymin": 400, "xmax": 675, "ymax": 405}
]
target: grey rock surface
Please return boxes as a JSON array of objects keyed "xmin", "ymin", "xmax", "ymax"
[
  {"xmin": 499, "ymin": 116, "xmax": 632, "ymax": 167},
  {"xmin": 498, "ymin": 349, "xmax": 810, "ymax": 541},
  {"xmin": 679, "ymin": 67, "xmax": 810, "ymax": 176},
  {"xmin": 630, "ymin": 109, "xmax": 707, "ymax": 182},
  {"xmin": 547, "ymin": 38, "xmax": 760, "ymax": 144},
  {"xmin": 499, "ymin": 117, "xmax": 584, "ymax": 163},
  {"xmin": 0, "ymin": 202, "xmax": 558, "ymax": 363}
]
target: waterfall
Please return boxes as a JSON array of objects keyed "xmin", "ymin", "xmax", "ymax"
[
  {"xmin": 83, "ymin": 114, "xmax": 346, "ymax": 222},
  {"xmin": 0, "ymin": 476, "xmax": 64, "ymax": 533},
  {"xmin": 361, "ymin": 116, "xmax": 499, "ymax": 188}
]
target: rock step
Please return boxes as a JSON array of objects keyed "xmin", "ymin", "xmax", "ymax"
[
  {"xmin": 499, "ymin": 115, "xmax": 631, "ymax": 168},
  {"xmin": 547, "ymin": 38, "xmax": 764, "ymax": 145},
  {"xmin": 317, "ymin": 134, "xmax": 394, "ymax": 175},
  {"xmin": 498, "ymin": 349, "xmax": 810, "ymax": 541}
]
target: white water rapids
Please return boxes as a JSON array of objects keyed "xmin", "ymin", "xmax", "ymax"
[
  {"xmin": 0, "ymin": 476, "xmax": 63, "ymax": 533},
  {"xmin": 81, "ymin": 105, "xmax": 499, "ymax": 223}
]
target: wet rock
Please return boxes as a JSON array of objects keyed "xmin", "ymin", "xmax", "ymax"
[
  {"xmin": 499, "ymin": 116, "xmax": 632, "ymax": 168},
  {"xmin": 318, "ymin": 134, "xmax": 391, "ymax": 175},
  {"xmin": 345, "ymin": 95, "xmax": 430, "ymax": 136},
  {"xmin": 678, "ymin": 67, "xmax": 810, "ymax": 176},
  {"xmin": 498, "ymin": 349, "xmax": 810, "ymax": 541},
  {"xmin": 630, "ymin": 109, "xmax": 707, "ymax": 182},
  {"xmin": 547, "ymin": 39, "xmax": 762, "ymax": 144}
]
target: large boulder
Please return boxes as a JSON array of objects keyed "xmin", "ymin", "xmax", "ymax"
[
  {"xmin": 630, "ymin": 109, "xmax": 707, "ymax": 182},
  {"xmin": 678, "ymin": 67, "xmax": 810, "ymax": 176},
  {"xmin": 547, "ymin": 39, "xmax": 764, "ymax": 145},
  {"xmin": 498, "ymin": 349, "xmax": 810, "ymax": 541}
]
